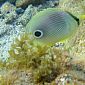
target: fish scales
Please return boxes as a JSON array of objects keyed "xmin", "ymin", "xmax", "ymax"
[{"xmin": 26, "ymin": 8, "xmax": 78, "ymax": 45}]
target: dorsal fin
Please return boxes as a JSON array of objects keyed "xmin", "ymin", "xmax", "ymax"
[{"xmin": 66, "ymin": 11, "xmax": 80, "ymax": 25}]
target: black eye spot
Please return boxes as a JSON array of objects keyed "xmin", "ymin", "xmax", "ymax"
[
  {"xmin": 34, "ymin": 30, "xmax": 43, "ymax": 38},
  {"xmin": 35, "ymin": 31, "xmax": 41, "ymax": 37},
  {"xmin": 7, "ymin": 11, "xmax": 10, "ymax": 14}
]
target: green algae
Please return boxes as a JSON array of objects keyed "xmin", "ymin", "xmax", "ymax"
[{"xmin": 0, "ymin": 34, "xmax": 71, "ymax": 84}]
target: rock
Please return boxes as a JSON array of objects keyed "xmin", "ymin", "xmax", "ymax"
[
  {"xmin": 32, "ymin": 0, "xmax": 45, "ymax": 5},
  {"xmin": 4, "ymin": 11, "xmax": 17, "ymax": 24},
  {"xmin": 17, "ymin": 5, "xmax": 38, "ymax": 26},
  {"xmin": 46, "ymin": 0, "xmax": 59, "ymax": 7},
  {"xmin": 16, "ymin": 0, "xmax": 31, "ymax": 8},
  {"xmin": 16, "ymin": 0, "xmax": 45, "ymax": 8},
  {"xmin": 0, "ymin": 21, "xmax": 11, "ymax": 36},
  {"xmin": 59, "ymin": 0, "xmax": 84, "ymax": 17},
  {"xmin": 15, "ymin": 8, "xmax": 24, "ymax": 14},
  {"xmin": 0, "ymin": 2, "xmax": 16, "ymax": 14},
  {"xmin": 0, "ymin": 23, "xmax": 23, "ymax": 61},
  {"xmin": 8, "ymin": 0, "xmax": 16, "ymax": 5},
  {"xmin": 0, "ymin": 2, "xmax": 17, "ymax": 24}
]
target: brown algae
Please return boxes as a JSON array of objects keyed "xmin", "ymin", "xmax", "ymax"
[{"xmin": 0, "ymin": 34, "xmax": 71, "ymax": 84}]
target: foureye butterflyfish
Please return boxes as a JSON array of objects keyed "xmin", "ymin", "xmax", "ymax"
[{"xmin": 25, "ymin": 8, "xmax": 80, "ymax": 46}]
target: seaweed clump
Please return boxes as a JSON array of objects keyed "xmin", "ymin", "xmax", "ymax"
[{"xmin": 0, "ymin": 34, "xmax": 70, "ymax": 84}]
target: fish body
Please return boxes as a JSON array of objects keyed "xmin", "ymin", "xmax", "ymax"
[{"xmin": 25, "ymin": 8, "xmax": 79, "ymax": 45}]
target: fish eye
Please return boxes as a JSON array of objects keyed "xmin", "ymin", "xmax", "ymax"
[{"xmin": 33, "ymin": 30, "xmax": 43, "ymax": 38}]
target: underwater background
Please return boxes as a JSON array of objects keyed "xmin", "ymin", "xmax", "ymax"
[{"xmin": 0, "ymin": 0, "xmax": 85, "ymax": 85}]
